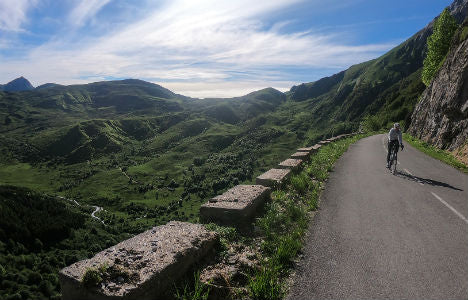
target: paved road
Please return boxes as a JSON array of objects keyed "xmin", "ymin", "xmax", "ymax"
[{"xmin": 287, "ymin": 134, "xmax": 468, "ymax": 300}]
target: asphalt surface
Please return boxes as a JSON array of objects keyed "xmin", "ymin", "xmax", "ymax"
[{"xmin": 287, "ymin": 134, "xmax": 468, "ymax": 300}]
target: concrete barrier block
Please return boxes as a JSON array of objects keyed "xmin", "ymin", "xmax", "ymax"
[
  {"xmin": 278, "ymin": 158, "xmax": 303, "ymax": 172},
  {"xmin": 200, "ymin": 185, "xmax": 271, "ymax": 226},
  {"xmin": 60, "ymin": 221, "xmax": 218, "ymax": 300},
  {"xmin": 290, "ymin": 151, "xmax": 309, "ymax": 160},
  {"xmin": 256, "ymin": 168, "xmax": 291, "ymax": 187},
  {"xmin": 297, "ymin": 144, "xmax": 321, "ymax": 153}
]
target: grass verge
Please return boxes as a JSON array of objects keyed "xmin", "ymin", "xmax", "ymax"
[
  {"xmin": 247, "ymin": 134, "xmax": 367, "ymax": 299},
  {"xmin": 175, "ymin": 134, "xmax": 367, "ymax": 300},
  {"xmin": 403, "ymin": 133, "xmax": 468, "ymax": 173}
]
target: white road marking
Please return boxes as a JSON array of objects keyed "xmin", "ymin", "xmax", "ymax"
[
  {"xmin": 431, "ymin": 192, "xmax": 468, "ymax": 225},
  {"xmin": 382, "ymin": 142, "xmax": 387, "ymax": 152},
  {"xmin": 404, "ymin": 168, "xmax": 424, "ymax": 185},
  {"xmin": 404, "ymin": 169, "xmax": 413, "ymax": 175}
]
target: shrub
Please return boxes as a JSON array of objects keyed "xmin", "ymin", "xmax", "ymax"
[
  {"xmin": 290, "ymin": 173, "xmax": 309, "ymax": 194},
  {"xmin": 361, "ymin": 115, "xmax": 381, "ymax": 132},
  {"xmin": 82, "ymin": 268, "xmax": 102, "ymax": 287},
  {"xmin": 39, "ymin": 280, "xmax": 54, "ymax": 296},
  {"xmin": 422, "ymin": 8, "xmax": 457, "ymax": 86}
]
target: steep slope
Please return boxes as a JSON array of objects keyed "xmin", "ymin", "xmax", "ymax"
[
  {"xmin": 408, "ymin": 18, "xmax": 468, "ymax": 164},
  {"xmin": 287, "ymin": 0, "xmax": 468, "ymax": 130}
]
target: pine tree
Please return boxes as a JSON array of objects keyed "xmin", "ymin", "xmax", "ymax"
[{"xmin": 422, "ymin": 8, "xmax": 458, "ymax": 86}]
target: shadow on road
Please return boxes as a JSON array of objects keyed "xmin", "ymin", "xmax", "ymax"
[{"xmin": 396, "ymin": 171, "xmax": 463, "ymax": 191}]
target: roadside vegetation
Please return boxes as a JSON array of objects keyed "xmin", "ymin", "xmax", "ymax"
[
  {"xmin": 246, "ymin": 134, "xmax": 365, "ymax": 299},
  {"xmin": 175, "ymin": 134, "xmax": 365, "ymax": 300},
  {"xmin": 422, "ymin": 8, "xmax": 458, "ymax": 86},
  {"xmin": 1, "ymin": 6, "xmax": 466, "ymax": 300},
  {"xmin": 403, "ymin": 134, "xmax": 468, "ymax": 173}
]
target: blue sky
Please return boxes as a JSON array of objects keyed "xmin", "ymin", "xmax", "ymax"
[{"xmin": 0, "ymin": 0, "xmax": 453, "ymax": 97}]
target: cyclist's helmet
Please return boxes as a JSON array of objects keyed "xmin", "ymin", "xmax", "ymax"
[{"xmin": 394, "ymin": 123, "xmax": 400, "ymax": 129}]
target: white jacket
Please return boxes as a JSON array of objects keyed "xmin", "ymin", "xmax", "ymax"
[{"xmin": 388, "ymin": 128, "xmax": 402, "ymax": 145}]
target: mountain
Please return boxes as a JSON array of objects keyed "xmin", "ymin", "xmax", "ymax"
[
  {"xmin": 287, "ymin": 0, "xmax": 468, "ymax": 131},
  {"xmin": 1, "ymin": 76, "xmax": 34, "ymax": 92},
  {"xmin": 2, "ymin": 2, "xmax": 468, "ymax": 299},
  {"xmin": 408, "ymin": 17, "xmax": 468, "ymax": 164},
  {"xmin": 35, "ymin": 83, "xmax": 63, "ymax": 90}
]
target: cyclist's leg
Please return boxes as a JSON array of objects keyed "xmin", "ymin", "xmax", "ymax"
[{"xmin": 387, "ymin": 141, "xmax": 392, "ymax": 165}]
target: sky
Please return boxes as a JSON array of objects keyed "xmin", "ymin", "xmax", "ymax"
[{"xmin": 0, "ymin": 0, "xmax": 453, "ymax": 98}]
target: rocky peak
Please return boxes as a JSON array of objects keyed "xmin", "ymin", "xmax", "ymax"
[
  {"xmin": 2, "ymin": 76, "xmax": 34, "ymax": 92},
  {"xmin": 449, "ymin": 0, "xmax": 468, "ymax": 23}
]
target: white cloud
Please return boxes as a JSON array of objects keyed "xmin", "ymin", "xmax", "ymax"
[
  {"xmin": 0, "ymin": 0, "xmax": 397, "ymax": 97},
  {"xmin": 158, "ymin": 80, "xmax": 294, "ymax": 99},
  {"xmin": 0, "ymin": 0, "xmax": 37, "ymax": 32},
  {"xmin": 68, "ymin": 0, "xmax": 112, "ymax": 27}
]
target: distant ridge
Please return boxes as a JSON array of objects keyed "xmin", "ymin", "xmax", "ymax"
[
  {"xmin": 36, "ymin": 83, "xmax": 63, "ymax": 90},
  {"xmin": 1, "ymin": 76, "xmax": 34, "ymax": 92}
]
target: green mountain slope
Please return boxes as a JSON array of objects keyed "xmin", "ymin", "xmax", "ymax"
[
  {"xmin": 286, "ymin": 0, "xmax": 467, "ymax": 132},
  {"xmin": 1, "ymin": 2, "xmax": 468, "ymax": 298},
  {"xmin": 287, "ymin": 28, "xmax": 429, "ymax": 131}
]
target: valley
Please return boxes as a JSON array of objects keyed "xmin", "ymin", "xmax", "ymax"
[{"xmin": 1, "ymin": 1, "xmax": 468, "ymax": 299}]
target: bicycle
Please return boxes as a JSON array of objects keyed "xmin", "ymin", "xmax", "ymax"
[{"xmin": 388, "ymin": 142, "xmax": 399, "ymax": 175}]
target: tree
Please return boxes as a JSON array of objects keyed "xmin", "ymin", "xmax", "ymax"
[{"xmin": 422, "ymin": 8, "xmax": 458, "ymax": 86}]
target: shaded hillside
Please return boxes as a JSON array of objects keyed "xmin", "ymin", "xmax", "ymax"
[
  {"xmin": 0, "ymin": 77, "xmax": 34, "ymax": 92},
  {"xmin": 408, "ymin": 17, "xmax": 468, "ymax": 164},
  {"xmin": 0, "ymin": 185, "xmax": 129, "ymax": 300}
]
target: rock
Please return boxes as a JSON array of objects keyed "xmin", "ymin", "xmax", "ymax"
[
  {"xmin": 278, "ymin": 158, "xmax": 303, "ymax": 172},
  {"xmin": 60, "ymin": 221, "xmax": 218, "ymax": 300},
  {"xmin": 408, "ymin": 20, "xmax": 468, "ymax": 165},
  {"xmin": 290, "ymin": 151, "xmax": 310, "ymax": 160},
  {"xmin": 256, "ymin": 168, "xmax": 291, "ymax": 188},
  {"xmin": 199, "ymin": 244, "xmax": 258, "ymax": 298},
  {"xmin": 2, "ymin": 76, "xmax": 34, "ymax": 92},
  {"xmin": 297, "ymin": 144, "xmax": 321, "ymax": 153},
  {"xmin": 200, "ymin": 185, "xmax": 271, "ymax": 227}
]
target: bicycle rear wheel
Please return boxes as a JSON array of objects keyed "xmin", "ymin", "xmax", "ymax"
[{"xmin": 391, "ymin": 154, "xmax": 397, "ymax": 174}]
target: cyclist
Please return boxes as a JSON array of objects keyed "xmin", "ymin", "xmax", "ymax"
[{"xmin": 387, "ymin": 123, "xmax": 404, "ymax": 168}]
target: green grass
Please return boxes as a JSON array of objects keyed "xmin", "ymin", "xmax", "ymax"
[
  {"xmin": 403, "ymin": 133, "xmax": 468, "ymax": 173},
  {"xmin": 247, "ymin": 134, "xmax": 367, "ymax": 299},
  {"xmin": 0, "ymin": 76, "xmax": 373, "ymax": 299},
  {"xmin": 249, "ymin": 267, "xmax": 283, "ymax": 300},
  {"xmin": 175, "ymin": 271, "xmax": 211, "ymax": 300},
  {"xmin": 0, "ymin": 163, "xmax": 59, "ymax": 192}
]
